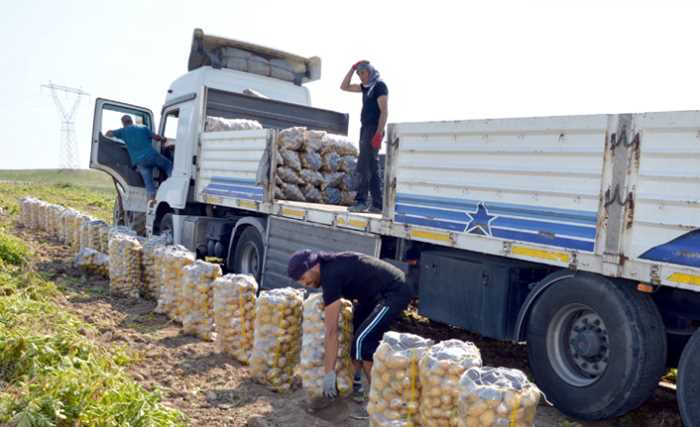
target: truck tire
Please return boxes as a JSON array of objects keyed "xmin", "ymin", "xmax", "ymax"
[
  {"xmin": 231, "ymin": 226, "xmax": 264, "ymax": 283},
  {"xmin": 158, "ymin": 213, "xmax": 173, "ymax": 238},
  {"xmin": 526, "ymin": 274, "xmax": 666, "ymax": 420},
  {"xmin": 678, "ymin": 328, "xmax": 700, "ymax": 427}
]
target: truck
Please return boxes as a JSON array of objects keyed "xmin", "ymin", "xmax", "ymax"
[{"xmin": 90, "ymin": 29, "xmax": 699, "ymax": 424}]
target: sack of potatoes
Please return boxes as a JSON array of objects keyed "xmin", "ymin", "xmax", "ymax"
[
  {"xmin": 457, "ymin": 366, "xmax": 540, "ymax": 427},
  {"xmin": 181, "ymin": 260, "xmax": 222, "ymax": 341},
  {"xmin": 213, "ymin": 274, "xmax": 258, "ymax": 364},
  {"xmin": 154, "ymin": 245, "xmax": 195, "ymax": 321},
  {"xmin": 367, "ymin": 331, "xmax": 434, "ymax": 427},
  {"xmin": 250, "ymin": 287, "xmax": 304, "ymax": 392}
]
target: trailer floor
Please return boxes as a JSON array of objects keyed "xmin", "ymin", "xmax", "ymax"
[{"xmin": 18, "ymin": 224, "xmax": 683, "ymax": 427}]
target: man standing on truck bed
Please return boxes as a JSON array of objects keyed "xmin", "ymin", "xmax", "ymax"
[
  {"xmin": 340, "ymin": 61, "xmax": 388, "ymax": 213},
  {"xmin": 288, "ymin": 249, "xmax": 411, "ymax": 400},
  {"xmin": 106, "ymin": 115, "xmax": 172, "ymax": 202}
]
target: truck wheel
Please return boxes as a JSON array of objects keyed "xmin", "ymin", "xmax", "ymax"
[
  {"xmin": 678, "ymin": 328, "xmax": 700, "ymax": 427},
  {"xmin": 231, "ymin": 226, "xmax": 264, "ymax": 283},
  {"xmin": 526, "ymin": 274, "xmax": 666, "ymax": 420}
]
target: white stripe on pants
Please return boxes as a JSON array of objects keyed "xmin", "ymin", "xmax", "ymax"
[{"xmin": 355, "ymin": 305, "xmax": 389, "ymax": 360}]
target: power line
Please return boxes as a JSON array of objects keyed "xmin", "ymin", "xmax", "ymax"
[{"xmin": 41, "ymin": 82, "xmax": 90, "ymax": 169}]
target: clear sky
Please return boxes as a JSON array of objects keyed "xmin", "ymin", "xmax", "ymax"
[{"xmin": 2, "ymin": 0, "xmax": 700, "ymax": 169}]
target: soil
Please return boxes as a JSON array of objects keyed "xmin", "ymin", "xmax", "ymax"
[{"xmin": 15, "ymin": 224, "xmax": 684, "ymax": 427}]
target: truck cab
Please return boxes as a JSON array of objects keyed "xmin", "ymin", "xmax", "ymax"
[{"xmin": 90, "ymin": 28, "xmax": 330, "ymax": 233}]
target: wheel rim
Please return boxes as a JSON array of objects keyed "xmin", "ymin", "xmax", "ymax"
[
  {"xmin": 546, "ymin": 303, "xmax": 610, "ymax": 387},
  {"xmin": 239, "ymin": 242, "xmax": 260, "ymax": 277}
]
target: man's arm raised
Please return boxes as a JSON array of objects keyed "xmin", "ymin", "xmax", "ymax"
[{"xmin": 340, "ymin": 63, "xmax": 362, "ymax": 93}]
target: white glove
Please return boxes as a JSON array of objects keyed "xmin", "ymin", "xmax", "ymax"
[{"xmin": 322, "ymin": 371, "xmax": 338, "ymax": 399}]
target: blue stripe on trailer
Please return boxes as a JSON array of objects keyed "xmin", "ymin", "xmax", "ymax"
[
  {"xmin": 210, "ymin": 176, "xmax": 259, "ymax": 187},
  {"xmin": 206, "ymin": 183, "xmax": 264, "ymax": 195},
  {"xmin": 640, "ymin": 229, "xmax": 700, "ymax": 268},
  {"xmin": 203, "ymin": 187, "xmax": 263, "ymax": 201}
]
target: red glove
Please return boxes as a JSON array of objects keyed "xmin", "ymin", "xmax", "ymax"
[
  {"xmin": 352, "ymin": 60, "xmax": 369, "ymax": 70},
  {"xmin": 371, "ymin": 131, "xmax": 383, "ymax": 150}
]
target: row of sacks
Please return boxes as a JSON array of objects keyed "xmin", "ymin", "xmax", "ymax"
[
  {"xmin": 275, "ymin": 127, "xmax": 359, "ymax": 206},
  {"xmin": 368, "ymin": 332, "xmax": 541, "ymax": 427}
]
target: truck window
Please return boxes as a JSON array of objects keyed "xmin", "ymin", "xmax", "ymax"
[
  {"xmin": 163, "ymin": 111, "xmax": 179, "ymax": 141},
  {"xmin": 101, "ymin": 109, "xmax": 148, "ymax": 137}
]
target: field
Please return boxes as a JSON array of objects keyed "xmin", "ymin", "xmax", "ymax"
[{"xmin": 0, "ymin": 169, "xmax": 683, "ymax": 426}]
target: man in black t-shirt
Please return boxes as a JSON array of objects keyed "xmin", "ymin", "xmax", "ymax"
[
  {"xmin": 340, "ymin": 60, "xmax": 389, "ymax": 213},
  {"xmin": 287, "ymin": 250, "xmax": 411, "ymax": 399}
]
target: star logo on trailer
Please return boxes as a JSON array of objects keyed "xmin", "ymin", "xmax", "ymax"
[{"xmin": 465, "ymin": 202, "xmax": 497, "ymax": 236}]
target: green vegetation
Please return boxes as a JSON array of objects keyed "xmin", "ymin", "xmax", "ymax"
[
  {"xmin": 0, "ymin": 169, "xmax": 114, "ymax": 221},
  {"xmin": 0, "ymin": 173, "xmax": 184, "ymax": 426}
]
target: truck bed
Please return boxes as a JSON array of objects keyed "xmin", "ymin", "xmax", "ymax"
[{"xmin": 195, "ymin": 111, "xmax": 700, "ymax": 293}]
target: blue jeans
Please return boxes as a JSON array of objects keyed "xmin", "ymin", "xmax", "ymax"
[{"xmin": 136, "ymin": 151, "xmax": 173, "ymax": 198}]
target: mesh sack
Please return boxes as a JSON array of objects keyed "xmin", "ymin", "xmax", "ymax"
[
  {"xmin": 108, "ymin": 233, "xmax": 143, "ymax": 298},
  {"xmin": 338, "ymin": 155, "xmax": 358, "ymax": 172},
  {"xmin": 270, "ymin": 58, "xmax": 296, "ymax": 82},
  {"xmin": 300, "ymin": 294, "xmax": 354, "ymax": 399},
  {"xmin": 31, "ymin": 200, "xmax": 47, "ymax": 230},
  {"xmin": 48, "ymin": 205, "xmax": 66, "ymax": 239},
  {"xmin": 301, "ymin": 184, "xmax": 322, "ymax": 203},
  {"xmin": 213, "ymin": 274, "xmax": 258, "ymax": 363},
  {"xmin": 367, "ymin": 332, "xmax": 434, "ymax": 427},
  {"xmin": 60, "ymin": 209, "xmax": 80, "ymax": 246},
  {"xmin": 75, "ymin": 248, "xmax": 109, "ymax": 277},
  {"xmin": 321, "ymin": 133, "xmax": 358, "ymax": 157},
  {"xmin": 419, "ymin": 340, "xmax": 483, "ymax": 426},
  {"xmin": 87, "ymin": 220, "xmax": 107, "ymax": 251},
  {"xmin": 321, "ymin": 172, "xmax": 344, "ymax": 190},
  {"xmin": 304, "ymin": 130, "xmax": 326, "ymax": 152},
  {"xmin": 154, "ymin": 245, "xmax": 195, "ymax": 321},
  {"xmin": 142, "ymin": 234, "xmax": 171, "ymax": 299},
  {"xmin": 72, "ymin": 215, "xmax": 92, "ymax": 254},
  {"xmin": 300, "ymin": 169, "xmax": 324, "ymax": 187},
  {"xmin": 457, "ymin": 367, "xmax": 540, "ymax": 427},
  {"xmin": 279, "ymin": 148, "xmax": 302, "ymax": 171},
  {"xmin": 98, "ymin": 224, "xmax": 111, "ymax": 253},
  {"xmin": 277, "ymin": 127, "xmax": 306, "ymax": 151},
  {"xmin": 339, "ymin": 173, "xmax": 356, "ymax": 191},
  {"xmin": 181, "ymin": 260, "xmax": 223, "ymax": 340},
  {"xmin": 280, "ymin": 183, "xmax": 305, "ymax": 202},
  {"xmin": 274, "ymin": 186, "xmax": 285, "ymax": 200},
  {"xmin": 205, "ymin": 116, "xmax": 262, "ymax": 132},
  {"xmin": 321, "ymin": 152, "xmax": 341, "ymax": 173},
  {"xmin": 322, "ymin": 187, "xmax": 342, "ymax": 205},
  {"xmin": 277, "ymin": 166, "xmax": 304, "ymax": 185},
  {"xmin": 341, "ymin": 191, "xmax": 358, "ymax": 206},
  {"xmin": 300, "ymin": 150, "xmax": 322, "ymax": 171},
  {"xmin": 250, "ymin": 287, "xmax": 304, "ymax": 392},
  {"xmin": 79, "ymin": 217, "xmax": 96, "ymax": 252},
  {"xmin": 18, "ymin": 197, "xmax": 33, "ymax": 227}
]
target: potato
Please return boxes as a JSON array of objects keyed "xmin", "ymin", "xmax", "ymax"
[
  {"xmin": 181, "ymin": 260, "xmax": 222, "ymax": 341},
  {"xmin": 154, "ymin": 245, "xmax": 195, "ymax": 320},
  {"xmin": 107, "ymin": 232, "xmax": 143, "ymax": 298}
]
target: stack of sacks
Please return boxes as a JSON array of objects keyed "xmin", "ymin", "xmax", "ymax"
[
  {"xmin": 204, "ymin": 117, "xmax": 262, "ymax": 132},
  {"xmin": 419, "ymin": 340, "xmax": 483, "ymax": 426},
  {"xmin": 154, "ymin": 245, "xmax": 195, "ymax": 321},
  {"xmin": 75, "ymin": 247, "xmax": 109, "ymax": 277},
  {"xmin": 367, "ymin": 332, "xmax": 434, "ymax": 427},
  {"xmin": 457, "ymin": 367, "xmax": 540, "ymax": 427},
  {"xmin": 181, "ymin": 260, "xmax": 223, "ymax": 340},
  {"xmin": 108, "ymin": 232, "xmax": 143, "ymax": 298},
  {"xmin": 213, "ymin": 274, "xmax": 258, "ymax": 364},
  {"xmin": 274, "ymin": 127, "xmax": 359, "ymax": 206},
  {"xmin": 300, "ymin": 293, "xmax": 354, "ymax": 400},
  {"xmin": 141, "ymin": 234, "xmax": 171, "ymax": 300},
  {"xmin": 250, "ymin": 287, "xmax": 304, "ymax": 392},
  {"xmin": 220, "ymin": 47, "xmax": 301, "ymax": 82}
]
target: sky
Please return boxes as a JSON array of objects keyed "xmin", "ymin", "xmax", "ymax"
[{"xmin": 2, "ymin": 0, "xmax": 700, "ymax": 169}]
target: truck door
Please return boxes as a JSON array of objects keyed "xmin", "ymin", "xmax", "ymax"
[{"xmin": 90, "ymin": 98, "xmax": 154, "ymax": 198}]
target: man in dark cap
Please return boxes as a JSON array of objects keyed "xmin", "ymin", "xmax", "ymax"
[
  {"xmin": 340, "ymin": 60, "xmax": 388, "ymax": 213},
  {"xmin": 106, "ymin": 115, "xmax": 171, "ymax": 201},
  {"xmin": 288, "ymin": 250, "xmax": 411, "ymax": 399}
]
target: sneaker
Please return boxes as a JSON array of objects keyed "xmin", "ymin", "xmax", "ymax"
[
  {"xmin": 348, "ymin": 202, "xmax": 369, "ymax": 213},
  {"xmin": 352, "ymin": 381, "xmax": 365, "ymax": 403},
  {"xmin": 350, "ymin": 406, "xmax": 369, "ymax": 420}
]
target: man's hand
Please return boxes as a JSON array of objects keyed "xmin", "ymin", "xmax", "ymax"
[
  {"xmin": 322, "ymin": 371, "xmax": 338, "ymax": 399},
  {"xmin": 371, "ymin": 131, "xmax": 384, "ymax": 150},
  {"xmin": 352, "ymin": 60, "xmax": 369, "ymax": 70},
  {"xmin": 105, "ymin": 130, "xmax": 114, "ymax": 138}
]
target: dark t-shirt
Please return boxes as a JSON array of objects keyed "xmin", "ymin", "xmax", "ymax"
[
  {"xmin": 360, "ymin": 81, "xmax": 388, "ymax": 127},
  {"xmin": 320, "ymin": 252, "xmax": 405, "ymax": 306}
]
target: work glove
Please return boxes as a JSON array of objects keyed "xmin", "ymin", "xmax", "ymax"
[
  {"xmin": 352, "ymin": 60, "xmax": 369, "ymax": 70},
  {"xmin": 322, "ymin": 371, "xmax": 338, "ymax": 399},
  {"xmin": 371, "ymin": 131, "xmax": 384, "ymax": 150}
]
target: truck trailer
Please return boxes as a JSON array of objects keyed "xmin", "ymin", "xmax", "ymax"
[{"xmin": 90, "ymin": 29, "xmax": 700, "ymax": 424}]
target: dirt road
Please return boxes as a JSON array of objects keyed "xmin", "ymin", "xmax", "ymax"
[{"xmin": 18, "ymin": 224, "xmax": 682, "ymax": 427}]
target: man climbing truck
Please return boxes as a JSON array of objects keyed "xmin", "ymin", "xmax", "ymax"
[{"xmin": 90, "ymin": 28, "xmax": 700, "ymax": 425}]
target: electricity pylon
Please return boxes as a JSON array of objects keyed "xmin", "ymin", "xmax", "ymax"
[{"xmin": 41, "ymin": 82, "xmax": 90, "ymax": 169}]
